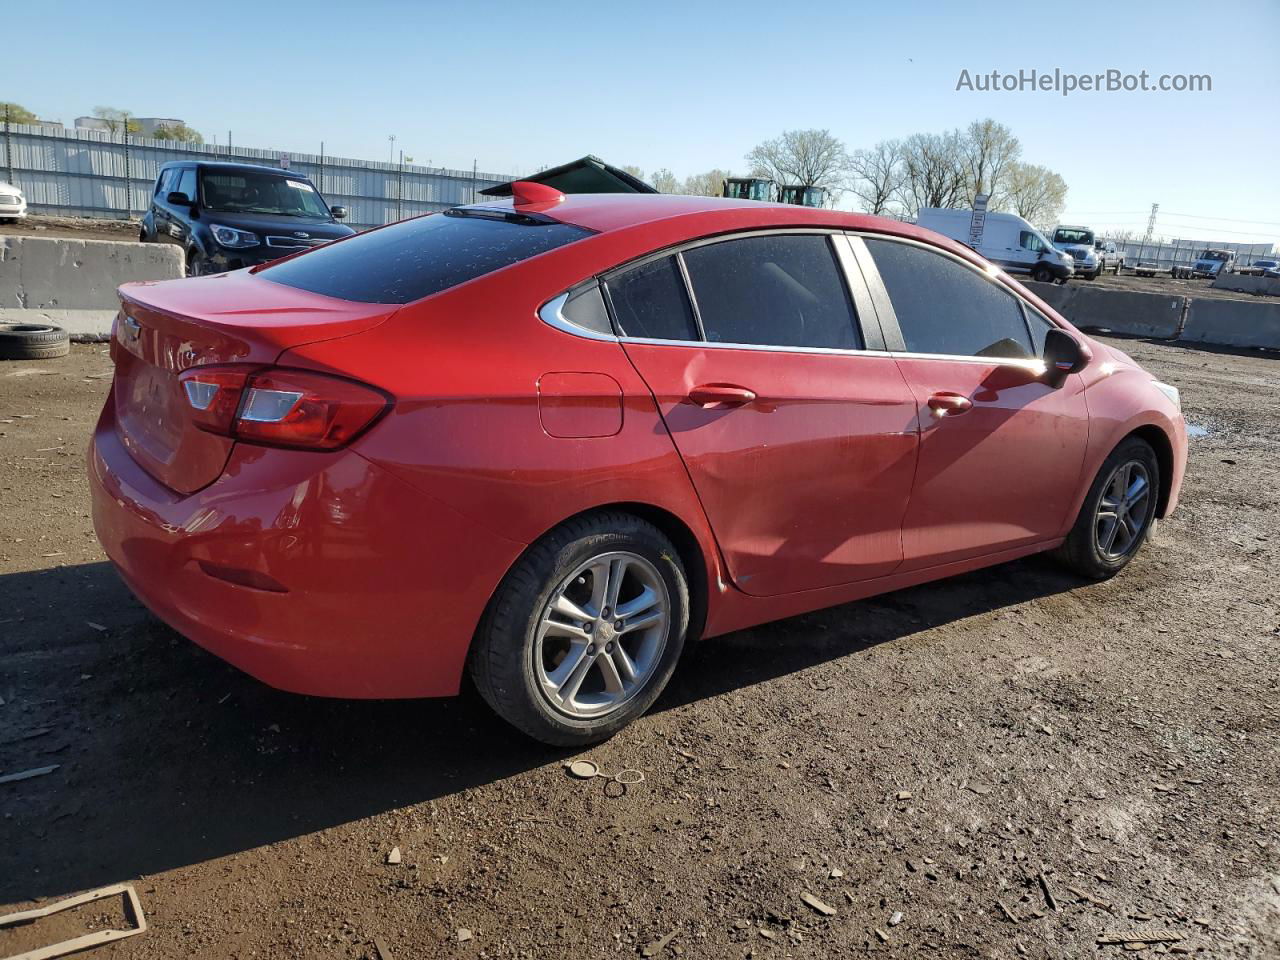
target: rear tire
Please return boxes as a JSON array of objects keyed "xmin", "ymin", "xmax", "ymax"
[
  {"xmin": 0, "ymin": 323, "xmax": 70, "ymax": 361},
  {"xmin": 469, "ymin": 511, "xmax": 689, "ymax": 746},
  {"xmin": 1054, "ymin": 437, "xmax": 1160, "ymax": 579}
]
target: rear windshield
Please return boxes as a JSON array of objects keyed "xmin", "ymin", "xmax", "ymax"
[{"xmin": 260, "ymin": 209, "xmax": 593, "ymax": 304}]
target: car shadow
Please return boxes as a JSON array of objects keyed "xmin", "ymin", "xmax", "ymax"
[{"xmin": 0, "ymin": 553, "xmax": 1083, "ymax": 902}]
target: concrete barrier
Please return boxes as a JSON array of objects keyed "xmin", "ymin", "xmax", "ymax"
[
  {"xmin": 1022, "ymin": 281, "xmax": 1185, "ymax": 338},
  {"xmin": 1212, "ymin": 273, "xmax": 1280, "ymax": 297},
  {"xmin": 0, "ymin": 236, "xmax": 182, "ymax": 311},
  {"xmin": 1181, "ymin": 299, "xmax": 1280, "ymax": 350}
]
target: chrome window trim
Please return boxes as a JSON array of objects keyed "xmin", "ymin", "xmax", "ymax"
[
  {"xmin": 539, "ymin": 291, "xmax": 619, "ymax": 343},
  {"xmin": 538, "ymin": 226, "xmax": 1064, "ymax": 373}
]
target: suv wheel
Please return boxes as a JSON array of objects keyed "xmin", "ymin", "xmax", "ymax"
[
  {"xmin": 469, "ymin": 511, "xmax": 689, "ymax": 746},
  {"xmin": 186, "ymin": 248, "xmax": 209, "ymax": 277},
  {"xmin": 1032, "ymin": 264, "xmax": 1054, "ymax": 284}
]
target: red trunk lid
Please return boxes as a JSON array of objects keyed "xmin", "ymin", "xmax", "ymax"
[{"xmin": 112, "ymin": 271, "xmax": 397, "ymax": 494}]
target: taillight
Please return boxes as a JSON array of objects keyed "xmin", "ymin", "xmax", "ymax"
[{"xmin": 177, "ymin": 365, "xmax": 390, "ymax": 450}]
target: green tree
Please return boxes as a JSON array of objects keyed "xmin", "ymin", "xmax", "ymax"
[
  {"xmin": 1, "ymin": 101, "xmax": 37, "ymax": 125},
  {"xmin": 152, "ymin": 122, "xmax": 202, "ymax": 143},
  {"xmin": 92, "ymin": 106, "xmax": 141, "ymax": 136}
]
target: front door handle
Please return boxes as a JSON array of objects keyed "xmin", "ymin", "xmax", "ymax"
[
  {"xmin": 689, "ymin": 384, "xmax": 757, "ymax": 408},
  {"xmin": 927, "ymin": 392, "xmax": 973, "ymax": 416}
]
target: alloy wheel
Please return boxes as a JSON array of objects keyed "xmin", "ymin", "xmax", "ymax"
[
  {"xmin": 1095, "ymin": 460, "xmax": 1152, "ymax": 560},
  {"xmin": 533, "ymin": 551, "xmax": 670, "ymax": 719}
]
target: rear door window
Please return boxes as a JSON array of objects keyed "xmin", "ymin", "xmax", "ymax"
[
  {"xmin": 681, "ymin": 234, "xmax": 860, "ymax": 349},
  {"xmin": 865, "ymin": 238, "xmax": 1035, "ymax": 359},
  {"xmin": 261, "ymin": 209, "xmax": 593, "ymax": 304},
  {"xmin": 604, "ymin": 256, "xmax": 699, "ymax": 341}
]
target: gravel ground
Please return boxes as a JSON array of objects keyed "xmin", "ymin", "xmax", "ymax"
[
  {"xmin": 1060, "ymin": 270, "xmax": 1272, "ymax": 303},
  {"xmin": 0, "ymin": 341, "xmax": 1277, "ymax": 959}
]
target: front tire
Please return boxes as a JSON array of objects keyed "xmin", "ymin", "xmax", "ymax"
[
  {"xmin": 1055, "ymin": 437, "xmax": 1160, "ymax": 579},
  {"xmin": 469, "ymin": 511, "xmax": 689, "ymax": 746},
  {"xmin": 1032, "ymin": 264, "xmax": 1054, "ymax": 284}
]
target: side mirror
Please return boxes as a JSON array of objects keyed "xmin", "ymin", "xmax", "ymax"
[
  {"xmin": 166, "ymin": 191, "xmax": 192, "ymax": 206},
  {"xmin": 330, "ymin": 205, "xmax": 347, "ymax": 220},
  {"xmin": 1042, "ymin": 328, "xmax": 1089, "ymax": 386}
]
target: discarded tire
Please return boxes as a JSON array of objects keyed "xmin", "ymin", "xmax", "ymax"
[{"xmin": 0, "ymin": 323, "xmax": 71, "ymax": 361}]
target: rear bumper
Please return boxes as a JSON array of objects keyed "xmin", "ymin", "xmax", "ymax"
[{"xmin": 88, "ymin": 395, "xmax": 526, "ymax": 698}]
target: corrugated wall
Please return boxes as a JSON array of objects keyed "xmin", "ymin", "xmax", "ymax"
[{"xmin": 0, "ymin": 124, "xmax": 516, "ymax": 230}]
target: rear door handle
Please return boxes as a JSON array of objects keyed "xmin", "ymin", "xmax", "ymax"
[
  {"xmin": 927, "ymin": 392, "xmax": 973, "ymax": 416},
  {"xmin": 688, "ymin": 384, "xmax": 757, "ymax": 408}
]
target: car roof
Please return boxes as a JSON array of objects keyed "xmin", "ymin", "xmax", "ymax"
[
  {"xmin": 160, "ymin": 160, "xmax": 309, "ymax": 178},
  {"xmin": 458, "ymin": 192, "xmax": 975, "ymax": 259}
]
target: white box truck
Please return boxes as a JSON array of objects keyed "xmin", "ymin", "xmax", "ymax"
[{"xmin": 916, "ymin": 208, "xmax": 1075, "ymax": 284}]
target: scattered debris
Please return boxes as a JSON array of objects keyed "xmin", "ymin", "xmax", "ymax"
[
  {"xmin": 889, "ymin": 910, "xmax": 904, "ymax": 926},
  {"xmin": 829, "ymin": 867, "xmax": 843, "ymax": 879},
  {"xmin": 0, "ymin": 764, "xmax": 60, "ymax": 785},
  {"xmin": 1064, "ymin": 884, "xmax": 1113, "ymax": 911},
  {"xmin": 967, "ymin": 783, "xmax": 993, "ymax": 795},
  {"xmin": 1038, "ymin": 871, "xmax": 1060, "ymax": 912},
  {"xmin": 997, "ymin": 900, "xmax": 1020, "ymax": 923},
  {"xmin": 875, "ymin": 928, "xmax": 889, "ymax": 942},
  {"xmin": 565, "ymin": 759, "xmax": 645, "ymax": 796},
  {"xmin": 641, "ymin": 929, "xmax": 678, "ymax": 956},
  {"xmin": 895, "ymin": 790, "xmax": 912, "ymax": 800},
  {"xmin": 456, "ymin": 928, "xmax": 473, "ymax": 943},
  {"xmin": 216, "ymin": 693, "xmax": 232, "ymax": 705},
  {"xmin": 374, "ymin": 936, "xmax": 395, "ymax": 960},
  {"xmin": 0, "ymin": 882, "xmax": 147, "ymax": 957},
  {"xmin": 1098, "ymin": 933, "xmax": 1183, "ymax": 946},
  {"xmin": 85, "ymin": 621, "xmax": 107, "ymax": 632},
  {"xmin": 386, "ymin": 847, "xmax": 402, "ymax": 865},
  {"xmin": 800, "ymin": 892, "xmax": 836, "ymax": 917}
]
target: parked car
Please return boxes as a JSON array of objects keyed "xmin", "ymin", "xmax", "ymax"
[
  {"xmin": 90, "ymin": 188, "xmax": 1186, "ymax": 745},
  {"xmin": 140, "ymin": 161, "xmax": 355, "ymax": 276},
  {"xmin": 917, "ymin": 208, "xmax": 1075, "ymax": 284},
  {"xmin": 0, "ymin": 180, "xmax": 27, "ymax": 221},
  {"xmin": 1236, "ymin": 258, "xmax": 1280, "ymax": 278}
]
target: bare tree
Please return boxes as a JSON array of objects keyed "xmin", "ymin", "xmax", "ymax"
[
  {"xmin": 92, "ymin": 106, "xmax": 141, "ymax": 136},
  {"xmin": 745, "ymin": 129, "xmax": 850, "ymax": 197},
  {"xmin": 649, "ymin": 168, "xmax": 680, "ymax": 194},
  {"xmin": 961, "ymin": 118, "xmax": 1021, "ymax": 205},
  {"xmin": 896, "ymin": 130, "xmax": 967, "ymax": 216},
  {"xmin": 848, "ymin": 139, "xmax": 904, "ymax": 215},
  {"xmin": 682, "ymin": 169, "xmax": 732, "ymax": 198},
  {"xmin": 1002, "ymin": 162, "xmax": 1068, "ymax": 229},
  {"xmin": 619, "ymin": 164, "xmax": 646, "ymax": 181}
]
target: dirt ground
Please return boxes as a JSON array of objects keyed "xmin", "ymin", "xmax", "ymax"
[
  {"xmin": 1059, "ymin": 270, "xmax": 1272, "ymax": 304},
  {"xmin": 1, "ymin": 342, "xmax": 1277, "ymax": 959},
  {"xmin": 0, "ymin": 214, "xmax": 141, "ymax": 243}
]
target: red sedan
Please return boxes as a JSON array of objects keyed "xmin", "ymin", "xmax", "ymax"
[{"xmin": 89, "ymin": 185, "xmax": 1187, "ymax": 744}]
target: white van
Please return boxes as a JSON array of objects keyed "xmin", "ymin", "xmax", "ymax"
[{"xmin": 915, "ymin": 208, "xmax": 1074, "ymax": 284}]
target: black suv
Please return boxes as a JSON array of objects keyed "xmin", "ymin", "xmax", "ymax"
[{"xmin": 140, "ymin": 161, "xmax": 356, "ymax": 275}]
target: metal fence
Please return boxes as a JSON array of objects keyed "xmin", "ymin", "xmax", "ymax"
[
  {"xmin": 0, "ymin": 122, "xmax": 518, "ymax": 231},
  {"xmin": 1115, "ymin": 239, "xmax": 1275, "ymax": 271}
]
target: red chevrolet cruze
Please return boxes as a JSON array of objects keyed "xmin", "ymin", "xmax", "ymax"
[{"xmin": 90, "ymin": 185, "xmax": 1187, "ymax": 744}]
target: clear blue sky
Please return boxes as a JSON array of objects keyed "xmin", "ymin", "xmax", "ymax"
[{"xmin": 6, "ymin": 0, "xmax": 1278, "ymax": 245}]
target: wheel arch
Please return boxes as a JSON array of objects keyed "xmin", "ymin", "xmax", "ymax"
[{"xmin": 1123, "ymin": 424, "xmax": 1176, "ymax": 518}]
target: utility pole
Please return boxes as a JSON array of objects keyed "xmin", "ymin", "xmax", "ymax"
[
  {"xmin": 318, "ymin": 141, "xmax": 325, "ymax": 195},
  {"xmin": 397, "ymin": 149, "xmax": 404, "ymax": 222},
  {"xmin": 472, "ymin": 158, "xmax": 477, "ymax": 203},
  {"xmin": 3, "ymin": 103, "xmax": 13, "ymax": 187},
  {"xmin": 122, "ymin": 126, "xmax": 132, "ymax": 219},
  {"xmin": 388, "ymin": 134, "xmax": 396, "ymax": 164}
]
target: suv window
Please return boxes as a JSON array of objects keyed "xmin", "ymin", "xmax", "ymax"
[
  {"xmin": 262, "ymin": 209, "xmax": 593, "ymax": 304},
  {"xmin": 681, "ymin": 235, "xmax": 861, "ymax": 349},
  {"xmin": 176, "ymin": 168, "xmax": 197, "ymax": 202},
  {"xmin": 865, "ymin": 238, "xmax": 1036, "ymax": 359},
  {"xmin": 604, "ymin": 256, "xmax": 698, "ymax": 341}
]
